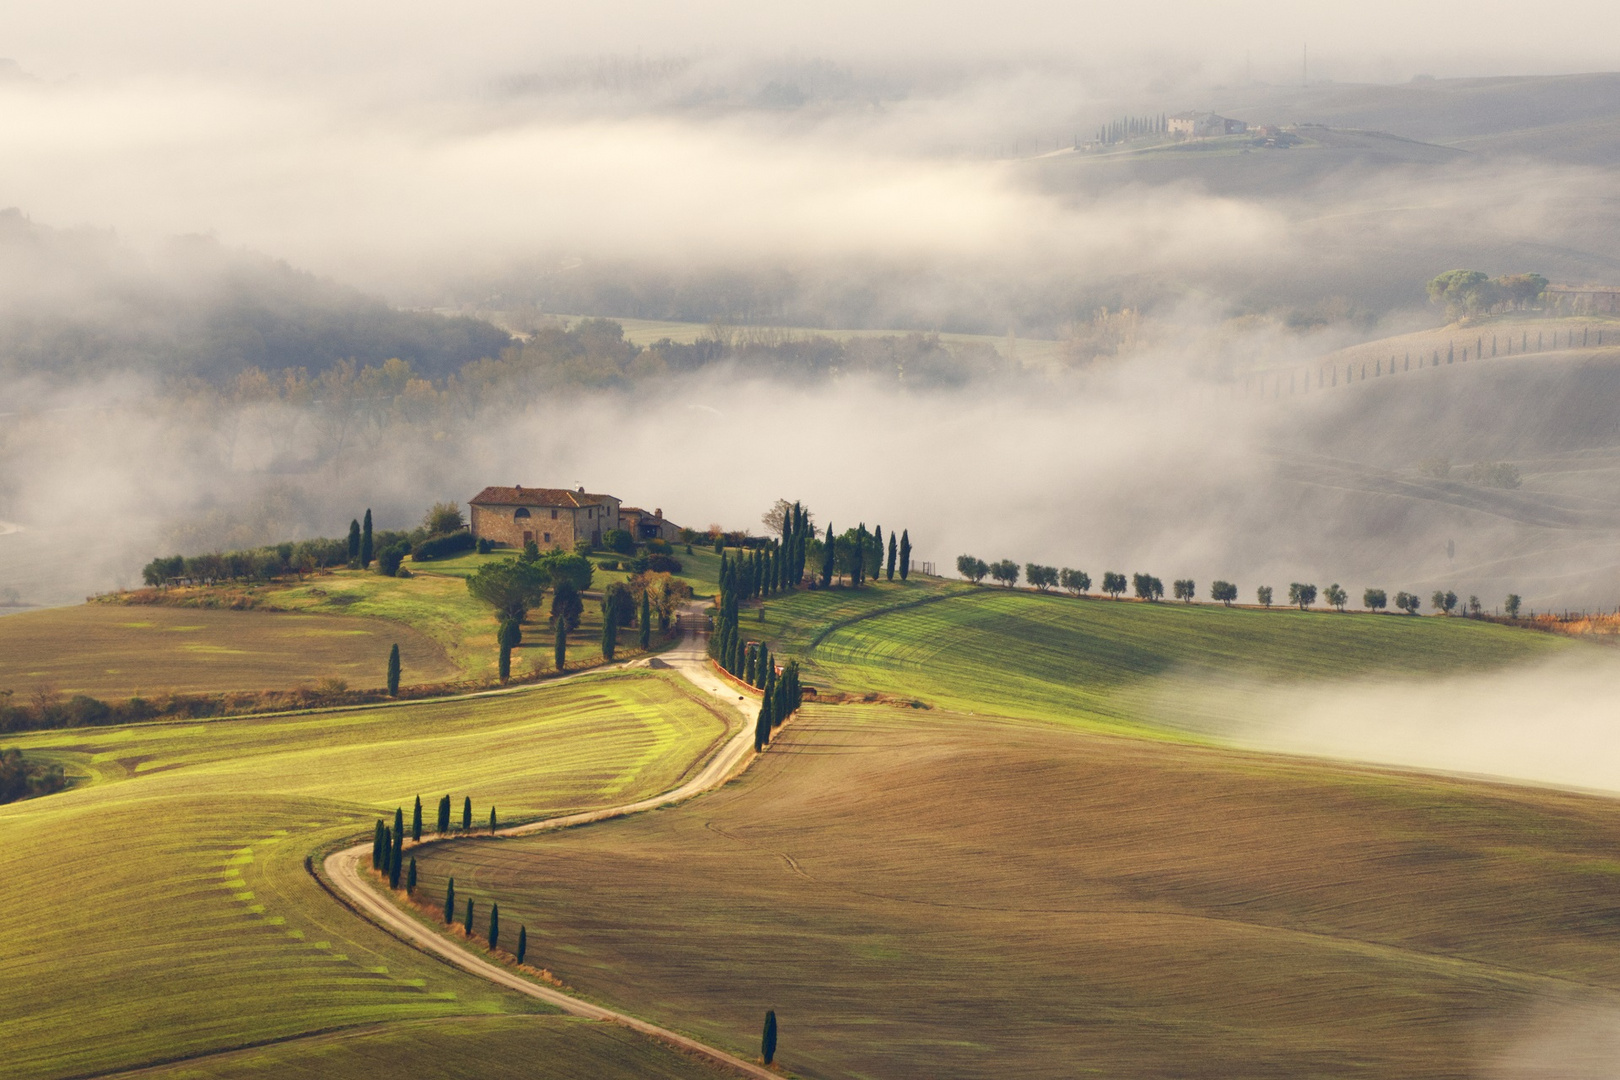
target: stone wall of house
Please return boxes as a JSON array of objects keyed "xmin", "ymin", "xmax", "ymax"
[{"xmin": 470, "ymin": 504, "xmax": 579, "ymax": 550}]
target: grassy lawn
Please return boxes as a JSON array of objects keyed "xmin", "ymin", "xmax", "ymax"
[
  {"xmin": 753, "ymin": 578, "xmax": 1570, "ymax": 733},
  {"xmin": 0, "ymin": 605, "xmax": 458, "ymax": 699},
  {"xmin": 414, "ymin": 703, "xmax": 1620, "ymax": 1080},
  {"xmin": 0, "ymin": 670, "xmax": 731, "ymax": 1080},
  {"xmin": 123, "ymin": 1015, "xmax": 729, "ymax": 1079}
]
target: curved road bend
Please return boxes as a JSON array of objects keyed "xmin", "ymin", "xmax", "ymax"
[{"xmin": 325, "ymin": 603, "xmax": 778, "ymax": 1079}]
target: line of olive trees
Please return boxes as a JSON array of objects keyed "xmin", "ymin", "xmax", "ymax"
[{"xmin": 956, "ymin": 555, "xmax": 1525, "ymax": 617}]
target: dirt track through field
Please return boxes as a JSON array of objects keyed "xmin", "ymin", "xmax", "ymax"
[{"xmin": 324, "ymin": 605, "xmax": 779, "ymax": 1080}]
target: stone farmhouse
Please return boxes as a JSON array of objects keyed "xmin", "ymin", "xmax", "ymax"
[
  {"xmin": 1167, "ymin": 111, "xmax": 1248, "ymax": 138},
  {"xmin": 468, "ymin": 485, "xmax": 682, "ymax": 550}
]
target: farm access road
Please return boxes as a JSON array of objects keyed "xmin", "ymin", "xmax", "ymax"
[{"xmin": 325, "ymin": 604, "xmax": 778, "ymax": 1080}]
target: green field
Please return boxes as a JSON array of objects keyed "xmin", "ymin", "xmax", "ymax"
[
  {"xmin": 119, "ymin": 1015, "xmax": 726, "ymax": 1080},
  {"xmin": 753, "ymin": 578, "xmax": 1568, "ymax": 732},
  {"xmin": 0, "ymin": 604, "xmax": 459, "ymax": 700},
  {"xmin": 0, "ymin": 671, "xmax": 731, "ymax": 1080},
  {"xmin": 414, "ymin": 701, "xmax": 1620, "ymax": 1079}
]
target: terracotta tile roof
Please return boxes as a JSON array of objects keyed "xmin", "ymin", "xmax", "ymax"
[{"xmin": 469, "ymin": 486, "xmax": 617, "ymax": 508}]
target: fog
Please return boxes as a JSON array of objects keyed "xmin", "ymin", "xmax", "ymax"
[
  {"xmin": 5, "ymin": 4, "xmax": 1620, "ymax": 614},
  {"xmin": 1166, "ymin": 652, "xmax": 1620, "ymax": 794}
]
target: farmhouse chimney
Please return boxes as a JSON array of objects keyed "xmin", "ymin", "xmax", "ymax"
[
  {"xmin": 515, "ymin": 484, "xmax": 522, "ymax": 492},
  {"xmin": 577, "ymin": 485, "xmax": 585, "ymax": 494},
  {"xmin": 655, "ymin": 508, "xmax": 662, "ymax": 517}
]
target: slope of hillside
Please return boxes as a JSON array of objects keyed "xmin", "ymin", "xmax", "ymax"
[
  {"xmin": 752, "ymin": 577, "xmax": 1567, "ymax": 733},
  {"xmin": 0, "ymin": 671, "xmax": 730, "ymax": 1080},
  {"xmin": 413, "ymin": 700, "xmax": 1620, "ymax": 1079}
]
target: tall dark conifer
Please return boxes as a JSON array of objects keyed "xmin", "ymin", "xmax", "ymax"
[
  {"xmin": 444, "ymin": 877, "xmax": 456, "ymax": 923},
  {"xmin": 372, "ymin": 820, "xmax": 385, "ymax": 869},
  {"xmin": 820, "ymin": 524, "xmax": 835, "ymax": 587},
  {"xmin": 438, "ymin": 795, "xmax": 450, "ymax": 833},
  {"xmin": 463, "ymin": 897, "xmax": 474, "ymax": 935},
  {"xmin": 872, "ymin": 526, "xmax": 883, "ymax": 584},
  {"xmin": 853, "ymin": 524, "xmax": 866, "ymax": 586},
  {"xmin": 462, "ymin": 796, "xmax": 472, "ymax": 831},
  {"xmin": 887, "ymin": 533, "xmax": 898, "ymax": 580},
  {"xmin": 412, "ymin": 796, "xmax": 422, "ymax": 841},
  {"xmin": 488, "ymin": 902, "xmax": 500, "ymax": 949},
  {"xmin": 639, "ymin": 591, "xmax": 651, "ymax": 649},
  {"xmin": 899, "ymin": 530, "xmax": 911, "ymax": 580},
  {"xmin": 601, "ymin": 615, "xmax": 616, "ymax": 661},
  {"xmin": 361, "ymin": 509, "xmax": 374, "ymax": 568},
  {"xmin": 406, "ymin": 856, "xmax": 416, "ymax": 893},
  {"xmin": 347, "ymin": 519, "xmax": 361, "ymax": 564},
  {"xmin": 554, "ymin": 617, "xmax": 567, "ymax": 672},
  {"xmin": 517, "ymin": 925, "xmax": 527, "ymax": 964},
  {"xmin": 387, "ymin": 643, "xmax": 401, "ymax": 696},
  {"xmin": 762, "ymin": 1010, "xmax": 778, "ymax": 1065}
]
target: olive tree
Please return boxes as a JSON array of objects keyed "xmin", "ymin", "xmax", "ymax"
[
  {"xmin": 1394, "ymin": 591, "xmax": 1421, "ymax": 614},
  {"xmin": 1025, "ymin": 564, "xmax": 1059, "ymax": 591},
  {"xmin": 989, "ymin": 560, "xmax": 1021, "ymax": 588},
  {"xmin": 1324, "ymin": 584, "xmax": 1348, "ymax": 612},
  {"xmin": 1102, "ymin": 571, "xmax": 1127, "ymax": 598},
  {"xmin": 1256, "ymin": 585, "xmax": 1273, "ymax": 608},
  {"xmin": 956, "ymin": 554, "xmax": 989, "ymax": 584},
  {"xmin": 1363, "ymin": 588, "xmax": 1387, "ymax": 612},
  {"xmin": 1059, "ymin": 568, "xmax": 1091, "ymax": 596},
  {"xmin": 1287, "ymin": 583, "xmax": 1317, "ymax": 610},
  {"xmin": 1210, "ymin": 580, "xmax": 1237, "ymax": 606},
  {"xmin": 1504, "ymin": 593, "xmax": 1522, "ymax": 618},
  {"xmin": 1172, "ymin": 579, "xmax": 1196, "ymax": 603}
]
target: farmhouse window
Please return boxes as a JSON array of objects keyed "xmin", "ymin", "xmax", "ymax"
[
  {"xmin": 543, "ymin": 532, "xmax": 551, "ymax": 542},
  {"xmin": 514, "ymin": 507, "xmax": 530, "ymax": 519},
  {"xmin": 523, "ymin": 531, "xmax": 533, "ymax": 543},
  {"xmin": 550, "ymin": 509, "xmax": 558, "ymax": 519}
]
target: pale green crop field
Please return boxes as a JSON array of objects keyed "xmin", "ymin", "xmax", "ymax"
[
  {"xmin": 755, "ymin": 577, "xmax": 1571, "ymax": 733},
  {"xmin": 0, "ymin": 671, "xmax": 730, "ymax": 1080}
]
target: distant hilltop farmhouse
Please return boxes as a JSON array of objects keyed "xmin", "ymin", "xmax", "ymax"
[
  {"xmin": 469, "ymin": 485, "xmax": 680, "ymax": 550},
  {"xmin": 1167, "ymin": 111, "xmax": 1248, "ymax": 138}
]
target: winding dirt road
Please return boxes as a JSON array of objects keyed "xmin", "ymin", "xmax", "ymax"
[{"xmin": 323, "ymin": 605, "xmax": 780, "ymax": 1079}]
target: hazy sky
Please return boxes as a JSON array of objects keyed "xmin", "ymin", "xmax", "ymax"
[{"xmin": 4, "ymin": 1, "xmax": 1619, "ymax": 82}]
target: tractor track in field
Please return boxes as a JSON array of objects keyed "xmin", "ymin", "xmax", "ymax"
[{"xmin": 323, "ymin": 604, "xmax": 786, "ymax": 1080}]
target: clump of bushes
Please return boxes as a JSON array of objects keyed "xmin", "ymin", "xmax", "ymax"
[
  {"xmin": 410, "ymin": 531, "xmax": 474, "ymax": 561},
  {"xmin": 0, "ymin": 747, "xmax": 67, "ymax": 803}
]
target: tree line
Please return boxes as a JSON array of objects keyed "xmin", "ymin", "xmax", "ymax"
[
  {"xmin": 954, "ymin": 555, "xmax": 1525, "ymax": 616},
  {"xmin": 0, "ymin": 746, "xmax": 67, "ymax": 803}
]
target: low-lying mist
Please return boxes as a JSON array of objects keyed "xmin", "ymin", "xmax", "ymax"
[{"xmin": 1174, "ymin": 650, "xmax": 1620, "ymax": 794}]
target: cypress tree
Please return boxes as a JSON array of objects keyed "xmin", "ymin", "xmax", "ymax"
[
  {"xmin": 887, "ymin": 533, "xmax": 898, "ymax": 581},
  {"xmin": 639, "ymin": 591, "xmax": 651, "ymax": 649},
  {"xmin": 872, "ymin": 526, "xmax": 882, "ymax": 584},
  {"xmin": 489, "ymin": 806, "xmax": 497, "ymax": 833},
  {"xmin": 412, "ymin": 796, "xmax": 422, "ymax": 841},
  {"xmin": 517, "ymin": 925, "xmax": 527, "ymax": 964},
  {"xmin": 853, "ymin": 524, "xmax": 865, "ymax": 586},
  {"xmin": 760, "ymin": 647, "xmax": 772, "ymax": 690},
  {"xmin": 462, "ymin": 796, "xmax": 472, "ymax": 831},
  {"xmin": 406, "ymin": 856, "xmax": 416, "ymax": 894},
  {"xmin": 754, "ymin": 706, "xmax": 769, "ymax": 752},
  {"xmin": 463, "ymin": 897, "xmax": 474, "ymax": 935},
  {"xmin": 381, "ymin": 824, "xmax": 393, "ymax": 877},
  {"xmin": 387, "ymin": 643, "xmax": 401, "ymax": 696},
  {"xmin": 390, "ymin": 809, "xmax": 404, "ymax": 887},
  {"xmin": 361, "ymin": 509, "xmax": 374, "ymax": 568},
  {"xmin": 347, "ymin": 519, "xmax": 361, "ymax": 565},
  {"xmin": 488, "ymin": 902, "xmax": 500, "ymax": 949},
  {"xmin": 372, "ymin": 819, "xmax": 385, "ymax": 870},
  {"xmin": 744, "ymin": 642, "xmax": 757, "ymax": 685},
  {"xmin": 601, "ymin": 614, "xmax": 617, "ymax": 660},
  {"xmin": 438, "ymin": 795, "xmax": 450, "ymax": 833},
  {"xmin": 554, "ymin": 617, "xmax": 567, "ymax": 672},
  {"xmin": 899, "ymin": 530, "xmax": 911, "ymax": 580},
  {"xmin": 820, "ymin": 523, "xmax": 835, "ymax": 587},
  {"xmin": 762, "ymin": 1010, "xmax": 778, "ymax": 1065},
  {"xmin": 444, "ymin": 877, "xmax": 456, "ymax": 923}
]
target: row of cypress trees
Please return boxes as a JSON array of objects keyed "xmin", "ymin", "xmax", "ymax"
[
  {"xmin": 370, "ymin": 807, "xmax": 417, "ymax": 893},
  {"xmin": 753, "ymin": 655, "xmax": 803, "ymax": 752},
  {"xmin": 346, "ymin": 509, "xmax": 374, "ymax": 568},
  {"xmin": 816, "ymin": 522, "xmax": 912, "ymax": 588},
  {"xmin": 441, "ymin": 877, "xmax": 527, "ymax": 964}
]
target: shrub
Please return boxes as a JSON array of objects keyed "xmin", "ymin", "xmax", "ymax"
[
  {"xmin": 603, "ymin": 528, "xmax": 635, "ymax": 555},
  {"xmin": 410, "ymin": 531, "xmax": 474, "ymax": 561},
  {"xmin": 645, "ymin": 554, "xmax": 683, "ymax": 574},
  {"xmin": 646, "ymin": 539, "xmax": 673, "ymax": 555},
  {"xmin": 423, "ymin": 502, "xmax": 465, "ymax": 535},
  {"xmin": 476, "ymin": 537, "xmax": 494, "ymax": 555},
  {"xmin": 375, "ymin": 541, "xmax": 410, "ymax": 577},
  {"xmin": 598, "ymin": 559, "xmax": 620, "ymax": 571}
]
